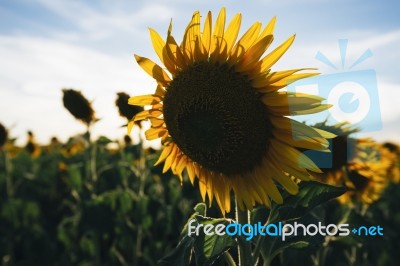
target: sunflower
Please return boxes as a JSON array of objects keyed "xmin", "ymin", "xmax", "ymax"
[
  {"xmin": 381, "ymin": 142, "xmax": 400, "ymax": 183},
  {"xmin": 310, "ymin": 121, "xmax": 359, "ymax": 184},
  {"xmin": 62, "ymin": 89, "xmax": 96, "ymax": 125},
  {"xmin": 115, "ymin": 92, "xmax": 143, "ymax": 128},
  {"xmin": 25, "ymin": 131, "xmax": 41, "ymax": 158},
  {"xmin": 310, "ymin": 122, "xmax": 389, "ymax": 206},
  {"xmin": 0, "ymin": 122, "xmax": 7, "ymax": 149},
  {"xmin": 128, "ymin": 8, "xmax": 333, "ymax": 214},
  {"xmin": 342, "ymin": 140, "xmax": 390, "ymax": 205}
]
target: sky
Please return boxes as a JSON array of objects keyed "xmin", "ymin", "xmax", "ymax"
[{"xmin": 0, "ymin": 0, "xmax": 399, "ymax": 146}]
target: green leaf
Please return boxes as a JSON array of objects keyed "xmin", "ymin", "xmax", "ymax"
[
  {"xmin": 180, "ymin": 203, "xmax": 206, "ymax": 238},
  {"xmin": 276, "ymin": 181, "xmax": 346, "ymax": 221},
  {"xmin": 67, "ymin": 164, "xmax": 83, "ymax": 192},
  {"xmin": 159, "ymin": 204, "xmax": 235, "ymax": 266},
  {"xmin": 193, "ymin": 215, "xmax": 236, "ymax": 266},
  {"xmin": 158, "ymin": 203, "xmax": 207, "ymax": 265},
  {"xmin": 260, "ymin": 213, "xmax": 324, "ymax": 264},
  {"xmin": 157, "ymin": 236, "xmax": 194, "ymax": 266},
  {"xmin": 194, "ymin": 203, "xmax": 207, "ymax": 216}
]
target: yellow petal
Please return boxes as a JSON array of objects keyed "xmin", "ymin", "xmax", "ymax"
[
  {"xmin": 256, "ymin": 68, "xmax": 316, "ymax": 84},
  {"xmin": 254, "ymin": 72, "xmax": 319, "ymax": 91},
  {"xmin": 268, "ymin": 162, "xmax": 299, "ymax": 195},
  {"xmin": 272, "ymin": 129, "xmax": 329, "ymax": 150},
  {"xmin": 270, "ymin": 152, "xmax": 312, "ymax": 181},
  {"xmin": 163, "ymin": 144, "xmax": 179, "ymax": 173},
  {"xmin": 155, "ymin": 144, "xmax": 173, "ymax": 166},
  {"xmin": 149, "ymin": 117, "xmax": 165, "ymax": 128},
  {"xmin": 186, "ymin": 162, "xmax": 196, "ymax": 184},
  {"xmin": 257, "ymin": 162, "xmax": 284, "ymax": 203},
  {"xmin": 145, "ymin": 127, "xmax": 167, "ymax": 140},
  {"xmin": 256, "ymin": 16, "xmax": 276, "ymax": 42},
  {"xmin": 127, "ymin": 121, "xmax": 135, "ymax": 134},
  {"xmin": 165, "ymin": 35, "xmax": 186, "ymax": 68},
  {"xmin": 236, "ymin": 35, "xmax": 273, "ymax": 72},
  {"xmin": 261, "ymin": 91, "xmax": 324, "ymax": 107},
  {"xmin": 202, "ymin": 11, "xmax": 212, "ymax": 55},
  {"xmin": 133, "ymin": 109, "xmax": 162, "ymax": 122},
  {"xmin": 229, "ymin": 21, "xmax": 261, "ymax": 63},
  {"xmin": 210, "ymin": 8, "xmax": 226, "ymax": 62},
  {"xmin": 254, "ymin": 35, "xmax": 295, "ymax": 75},
  {"xmin": 174, "ymin": 155, "xmax": 187, "ymax": 177},
  {"xmin": 271, "ymin": 140, "xmax": 322, "ymax": 173},
  {"xmin": 198, "ymin": 172, "xmax": 207, "ymax": 202},
  {"xmin": 128, "ymin": 94, "xmax": 162, "ymax": 106},
  {"xmin": 134, "ymin": 55, "xmax": 171, "ymax": 86},
  {"xmin": 149, "ymin": 28, "xmax": 176, "ymax": 74},
  {"xmin": 182, "ymin": 11, "xmax": 201, "ymax": 63},
  {"xmin": 223, "ymin": 13, "xmax": 242, "ymax": 54},
  {"xmin": 313, "ymin": 128, "xmax": 337, "ymax": 139},
  {"xmin": 155, "ymin": 85, "xmax": 165, "ymax": 97},
  {"xmin": 268, "ymin": 103, "xmax": 332, "ymax": 116}
]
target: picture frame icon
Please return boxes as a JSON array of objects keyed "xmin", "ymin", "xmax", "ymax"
[
  {"xmin": 288, "ymin": 69, "xmax": 382, "ymax": 133},
  {"xmin": 285, "ymin": 39, "xmax": 383, "ymax": 168}
]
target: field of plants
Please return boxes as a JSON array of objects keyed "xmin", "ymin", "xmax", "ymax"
[{"xmin": 0, "ymin": 88, "xmax": 399, "ymax": 266}]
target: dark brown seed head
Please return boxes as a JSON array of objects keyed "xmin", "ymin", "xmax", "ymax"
[
  {"xmin": 0, "ymin": 123, "xmax": 7, "ymax": 148},
  {"xmin": 62, "ymin": 89, "xmax": 95, "ymax": 125},
  {"xmin": 116, "ymin": 92, "xmax": 143, "ymax": 122},
  {"xmin": 163, "ymin": 62, "xmax": 271, "ymax": 176}
]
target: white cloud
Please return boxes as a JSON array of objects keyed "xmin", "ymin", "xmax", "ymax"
[
  {"xmin": 35, "ymin": 0, "xmax": 175, "ymax": 40},
  {"xmin": 0, "ymin": 35, "xmax": 157, "ymax": 145}
]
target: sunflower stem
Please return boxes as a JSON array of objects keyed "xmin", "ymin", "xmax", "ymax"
[
  {"xmin": 252, "ymin": 213, "xmax": 272, "ymax": 265},
  {"xmin": 2, "ymin": 149, "xmax": 13, "ymax": 198},
  {"xmin": 224, "ymin": 251, "xmax": 237, "ymax": 266},
  {"xmin": 235, "ymin": 197, "xmax": 253, "ymax": 266}
]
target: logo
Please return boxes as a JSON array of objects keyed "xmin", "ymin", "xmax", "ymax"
[
  {"xmin": 286, "ymin": 39, "xmax": 382, "ymax": 168},
  {"xmin": 188, "ymin": 220, "xmax": 384, "ymax": 241}
]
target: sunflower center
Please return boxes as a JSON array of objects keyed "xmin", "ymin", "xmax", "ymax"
[{"xmin": 163, "ymin": 62, "xmax": 271, "ymax": 176}]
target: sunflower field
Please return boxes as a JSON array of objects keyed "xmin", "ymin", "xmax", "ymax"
[
  {"xmin": 1, "ymin": 6, "xmax": 400, "ymax": 266},
  {"xmin": 0, "ymin": 101, "xmax": 399, "ymax": 266}
]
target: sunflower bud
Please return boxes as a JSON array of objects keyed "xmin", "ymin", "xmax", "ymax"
[
  {"xmin": 62, "ymin": 89, "xmax": 95, "ymax": 125},
  {"xmin": 115, "ymin": 92, "xmax": 143, "ymax": 126},
  {"xmin": 0, "ymin": 122, "xmax": 7, "ymax": 148},
  {"xmin": 26, "ymin": 131, "xmax": 40, "ymax": 157}
]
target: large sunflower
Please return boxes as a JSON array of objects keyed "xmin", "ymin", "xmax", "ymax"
[{"xmin": 129, "ymin": 8, "xmax": 333, "ymax": 214}]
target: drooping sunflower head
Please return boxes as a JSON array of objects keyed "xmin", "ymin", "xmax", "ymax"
[
  {"xmin": 0, "ymin": 122, "xmax": 7, "ymax": 149},
  {"xmin": 129, "ymin": 8, "xmax": 333, "ymax": 214},
  {"xmin": 62, "ymin": 89, "xmax": 96, "ymax": 125},
  {"xmin": 25, "ymin": 131, "xmax": 41, "ymax": 158},
  {"xmin": 115, "ymin": 92, "xmax": 143, "ymax": 127}
]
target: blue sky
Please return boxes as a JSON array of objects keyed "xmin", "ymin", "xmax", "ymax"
[{"xmin": 1, "ymin": 0, "xmax": 399, "ymax": 146}]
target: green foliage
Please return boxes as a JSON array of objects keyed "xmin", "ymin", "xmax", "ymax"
[
  {"xmin": 0, "ymin": 138, "xmax": 399, "ymax": 266},
  {"xmin": 0, "ymin": 138, "xmax": 198, "ymax": 265}
]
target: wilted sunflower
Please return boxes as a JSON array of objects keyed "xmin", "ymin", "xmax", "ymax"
[
  {"xmin": 129, "ymin": 8, "xmax": 333, "ymax": 213},
  {"xmin": 116, "ymin": 92, "xmax": 143, "ymax": 128},
  {"xmin": 62, "ymin": 89, "xmax": 96, "ymax": 125},
  {"xmin": 0, "ymin": 122, "xmax": 7, "ymax": 148}
]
